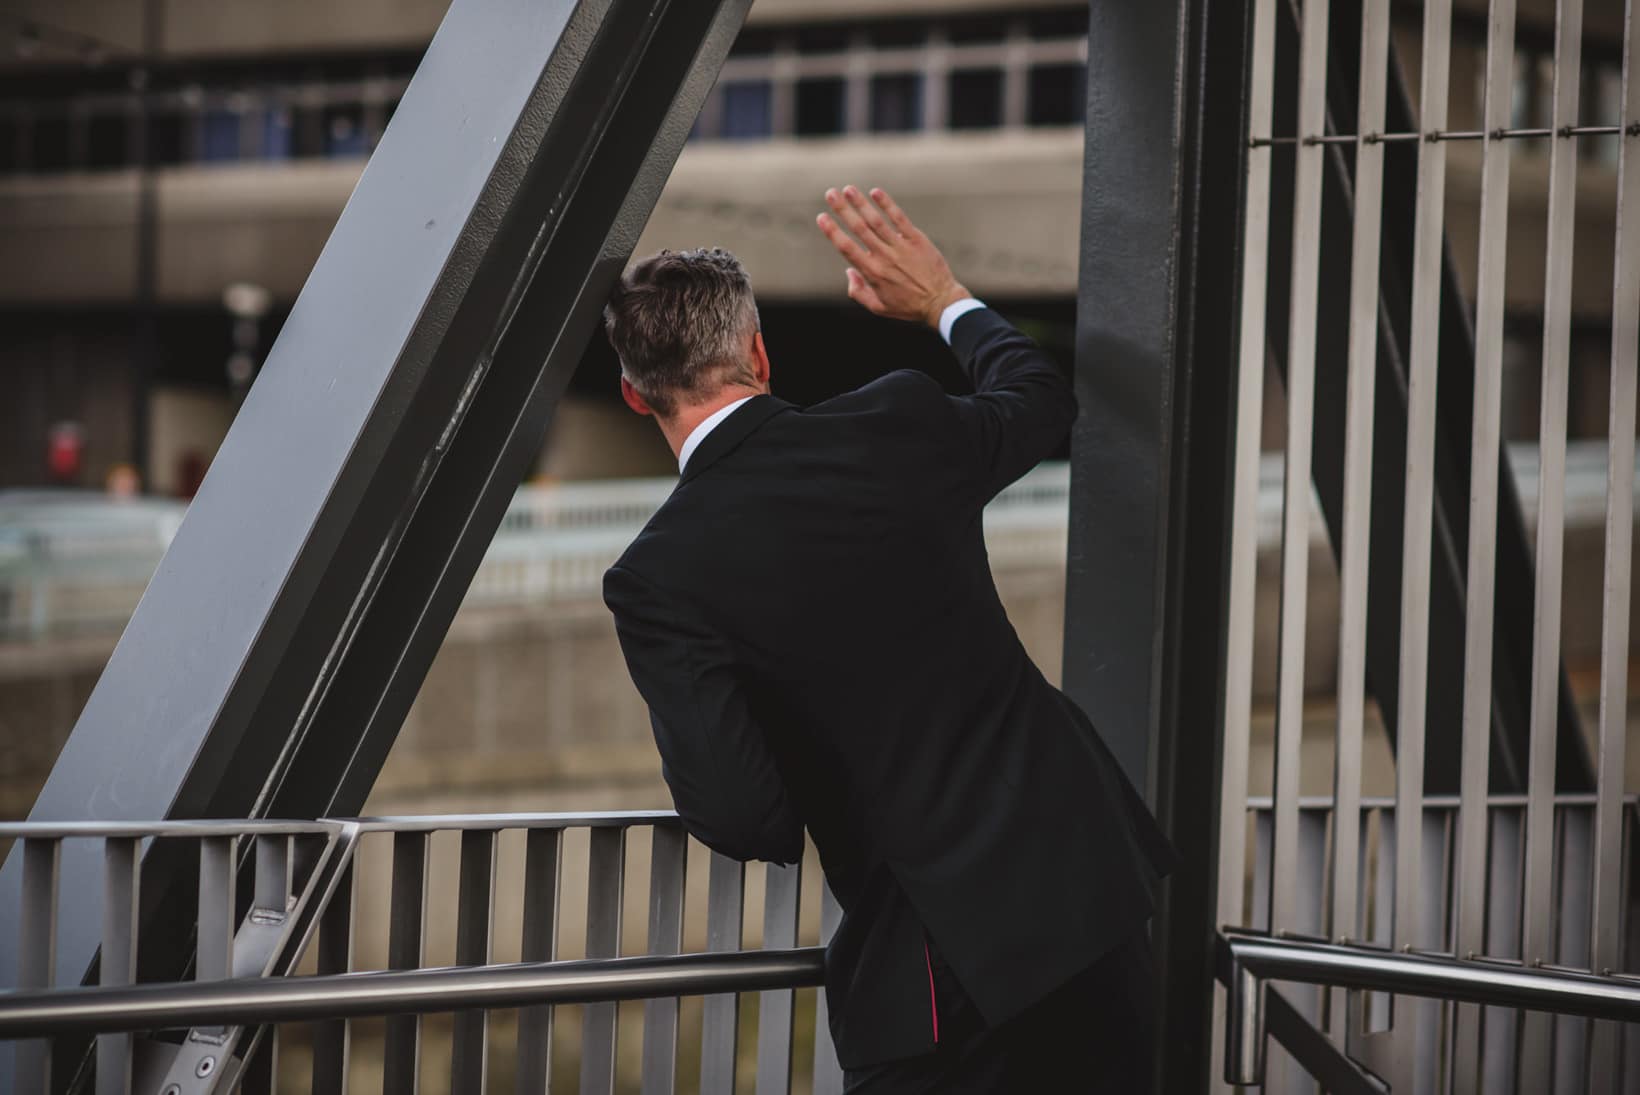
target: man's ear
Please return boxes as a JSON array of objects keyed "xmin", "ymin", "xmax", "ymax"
[
  {"xmin": 620, "ymin": 376, "xmax": 654, "ymax": 417},
  {"xmin": 751, "ymin": 331, "xmax": 772, "ymax": 387}
]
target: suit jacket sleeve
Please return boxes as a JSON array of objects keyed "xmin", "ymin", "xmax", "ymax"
[
  {"xmin": 604, "ymin": 563, "xmax": 805, "ymax": 865},
  {"xmin": 944, "ymin": 307, "xmax": 1078, "ymax": 501}
]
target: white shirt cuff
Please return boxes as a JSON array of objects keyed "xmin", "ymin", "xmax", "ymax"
[{"xmin": 937, "ymin": 298, "xmax": 986, "ymax": 344}]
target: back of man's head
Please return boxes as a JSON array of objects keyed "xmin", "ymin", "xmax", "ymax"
[{"xmin": 603, "ymin": 248, "xmax": 761, "ymax": 418}]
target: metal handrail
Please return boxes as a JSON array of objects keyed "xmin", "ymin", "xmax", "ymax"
[
  {"xmin": 0, "ymin": 948, "xmax": 825, "ymax": 1039},
  {"xmin": 1219, "ymin": 931, "xmax": 1640, "ymax": 1085}
]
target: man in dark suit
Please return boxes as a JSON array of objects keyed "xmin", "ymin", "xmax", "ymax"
[{"xmin": 602, "ymin": 186, "xmax": 1174, "ymax": 1092}]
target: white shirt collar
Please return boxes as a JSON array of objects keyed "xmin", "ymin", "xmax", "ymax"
[{"xmin": 678, "ymin": 395, "xmax": 756, "ymax": 473}]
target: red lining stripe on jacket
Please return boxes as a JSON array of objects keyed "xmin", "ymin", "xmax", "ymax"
[{"xmin": 923, "ymin": 941, "xmax": 939, "ymax": 1044}]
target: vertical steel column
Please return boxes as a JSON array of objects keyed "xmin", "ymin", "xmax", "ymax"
[
  {"xmin": 1330, "ymin": 0, "xmax": 1391, "ymax": 1050},
  {"xmin": 1391, "ymin": 2, "xmax": 1454, "ymax": 1091},
  {"xmin": 1521, "ymin": 0, "xmax": 1585, "ymax": 1083},
  {"xmin": 1455, "ymin": 0, "xmax": 1520, "ymax": 1085},
  {"xmin": 1068, "ymin": 0, "xmax": 1256, "ymax": 1089},
  {"xmin": 1591, "ymin": 6, "xmax": 1640, "ymax": 1089}
]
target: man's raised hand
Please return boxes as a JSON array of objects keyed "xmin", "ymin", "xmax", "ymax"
[{"xmin": 816, "ymin": 186, "xmax": 970, "ymax": 329}]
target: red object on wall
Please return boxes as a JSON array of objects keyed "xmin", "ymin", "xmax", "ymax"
[{"xmin": 47, "ymin": 421, "xmax": 85, "ymax": 482}]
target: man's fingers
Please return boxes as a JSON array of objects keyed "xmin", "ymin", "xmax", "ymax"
[
  {"xmin": 846, "ymin": 268, "xmax": 886, "ymax": 314},
  {"xmin": 870, "ymin": 187, "xmax": 919, "ymax": 238},
  {"xmin": 844, "ymin": 185, "xmax": 898, "ymax": 242},
  {"xmin": 825, "ymin": 188, "xmax": 891, "ymax": 256},
  {"xmin": 816, "ymin": 212, "xmax": 873, "ymax": 270}
]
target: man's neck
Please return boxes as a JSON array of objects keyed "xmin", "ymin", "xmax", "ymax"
[{"xmin": 659, "ymin": 384, "xmax": 764, "ymax": 461}]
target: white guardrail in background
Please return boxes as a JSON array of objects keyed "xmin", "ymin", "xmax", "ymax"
[{"xmin": 0, "ymin": 445, "xmax": 1632, "ymax": 643}]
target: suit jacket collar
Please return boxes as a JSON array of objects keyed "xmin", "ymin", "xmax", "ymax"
[{"xmin": 679, "ymin": 394, "xmax": 792, "ymax": 483}]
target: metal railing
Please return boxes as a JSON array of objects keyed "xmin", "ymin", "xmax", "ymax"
[
  {"xmin": 0, "ymin": 812, "xmax": 846, "ymax": 1095},
  {"xmin": 1217, "ymin": 0, "xmax": 1640, "ymax": 1088}
]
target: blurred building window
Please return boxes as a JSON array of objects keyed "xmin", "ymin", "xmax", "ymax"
[
  {"xmin": 148, "ymin": 110, "xmax": 188, "ymax": 166},
  {"xmin": 32, "ymin": 112, "xmax": 73, "ymax": 171},
  {"xmin": 795, "ymin": 26, "xmax": 850, "ymax": 54},
  {"xmin": 260, "ymin": 105, "xmax": 294, "ymax": 160},
  {"xmin": 949, "ymin": 69, "xmax": 1004, "ymax": 129},
  {"xmin": 870, "ymin": 73, "xmax": 923, "ymax": 133},
  {"xmin": 1027, "ymin": 64, "xmax": 1084, "ymax": 126},
  {"xmin": 722, "ymin": 80, "xmax": 773, "ymax": 139},
  {"xmin": 948, "ymin": 15, "xmax": 1009, "ymax": 44},
  {"xmin": 86, "ymin": 109, "xmax": 130, "ymax": 169},
  {"xmin": 201, "ymin": 107, "xmax": 242, "ymax": 162},
  {"xmin": 323, "ymin": 103, "xmax": 369, "ymax": 157},
  {"xmin": 0, "ymin": 113, "xmax": 21, "ymax": 173},
  {"xmin": 796, "ymin": 77, "xmax": 846, "ymax": 136},
  {"xmin": 291, "ymin": 104, "xmax": 327, "ymax": 158}
]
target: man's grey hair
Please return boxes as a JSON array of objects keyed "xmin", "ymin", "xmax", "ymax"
[{"xmin": 602, "ymin": 247, "xmax": 761, "ymax": 418}]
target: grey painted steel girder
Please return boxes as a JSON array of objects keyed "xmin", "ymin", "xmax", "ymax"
[{"xmin": 0, "ymin": 0, "xmax": 752, "ymax": 1084}]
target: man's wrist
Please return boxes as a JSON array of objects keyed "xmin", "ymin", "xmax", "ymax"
[
  {"xmin": 936, "ymin": 296, "xmax": 986, "ymax": 344},
  {"xmin": 925, "ymin": 284, "xmax": 971, "ymax": 330}
]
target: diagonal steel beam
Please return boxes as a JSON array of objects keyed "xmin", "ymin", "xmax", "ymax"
[{"xmin": 0, "ymin": 0, "xmax": 751, "ymax": 1075}]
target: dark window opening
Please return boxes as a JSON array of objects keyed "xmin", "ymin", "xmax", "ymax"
[
  {"xmin": 795, "ymin": 77, "xmax": 846, "ymax": 136},
  {"xmin": 723, "ymin": 81, "xmax": 773, "ymax": 139},
  {"xmin": 729, "ymin": 28, "xmax": 778, "ymax": 56},
  {"xmin": 867, "ymin": 21, "xmax": 928, "ymax": 48},
  {"xmin": 148, "ymin": 112, "xmax": 188, "ymax": 166},
  {"xmin": 1027, "ymin": 64, "xmax": 1085, "ymax": 127},
  {"xmin": 948, "ymin": 16, "xmax": 1009, "ymax": 44},
  {"xmin": 0, "ymin": 116, "xmax": 18, "ymax": 173},
  {"xmin": 870, "ymin": 73, "xmax": 922, "ymax": 133},
  {"xmin": 1026, "ymin": 10, "xmax": 1090, "ymax": 37},
  {"xmin": 949, "ymin": 69, "xmax": 1003, "ymax": 129},
  {"xmin": 795, "ymin": 26, "xmax": 850, "ymax": 54},
  {"xmin": 86, "ymin": 111, "xmax": 130, "ymax": 169},
  {"xmin": 32, "ymin": 115, "xmax": 72, "ymax": 171}
]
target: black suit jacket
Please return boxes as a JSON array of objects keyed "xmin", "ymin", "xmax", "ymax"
[{"xmin": 604, "ymin": 308, "xmax": 1175, "ymax": 1069}]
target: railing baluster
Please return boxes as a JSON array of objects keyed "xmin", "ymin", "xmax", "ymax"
[
  {"xmin": 812, "ymin": 884, "xmax": 844, "ymax": 1095},
  {"xmin": 756, "ymin": 861, "xmax": 802, "ymax": 1093},
  {"xmin": 640, "ymin": 825, "xmax": 686, "ymax": 1095},
  {"xmin": 580, "ymin": 826, "xmax": 626, "ymax": 1095},
  {"xmin": 1391, "ymin": 0, "xmax": 1455, "ymax": 1088},
  {"xmin": 699, "ymin": 853, "xmax": 745, "ymax": 1095},
  {"xmin": 1554, "ymin": 807, "xmax": 1594, "ymax": 1090},
  {"xmin": 1521, "ymin": 0, "xmax": 1586, "ymax": 1086},
  {"xmin": 15, "ymin": 837, "xmax": 60, "ymax": 1093},
  {"xmin": 1482, "ymin": 805, "xmax": 1525, "ymax": 1089},
  {"xmin": 1591, "ymin": 6, "xmax": 1639, "ymax": 1090},
  {"xmin": 517, "ymin": 828, "xmax": 562, "ymax": 1095},
  {"xmin": 1330, "ymin": 0, "xmax": 1391, "ymax": 1052},
  {"xmin": 312, "ymin": 852, "xmax": 355, "ymax": 1095},
  {"xmin": 1269, "ymin": 0, "xmax": 1330, "ymax": 951},
  {"xmin": 384, "ymin": 830, "xmax": 430, "ymax": 1093},
  {"xmin": 197, "ymin": 835, "xmax": 235, "ymax": 984},
  {"xmin": 1214, "ymin": 0, "xmax": 1276, "ymax": 1082},
  {"xmin": 96, "ymin": 836, "xmax": 138, "ymax": 1095},
  {"xmin": 1454, "ymin": 0, "xmax": 1520, "ymax": 1088},
  {"xmin": 451, "ymin": 829, "xmax": 498, "ymax": 1095}
]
